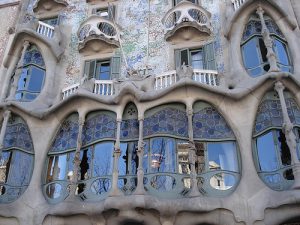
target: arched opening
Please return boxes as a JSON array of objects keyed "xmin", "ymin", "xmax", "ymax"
[
  {"xmin": 0, "ymin": 113, "xmax": 34, "ymax": 203},
  {"xmin": 241, "ymin": 13, "xmax": 292, "ymax": 77},
  {"xmin": 192, "ymin": 102, "xmax": 240, "ymax": 196},
  {"xmin": 9, "ymin": 43, "xmax": 46, "ymax": 101},
  {"xmin": 253, "ymin": 91, "xmax": 300, "ymax": 190},
  {"xmin": 119, "ymin": 103, "xmax": 139, "ymax": 194}
]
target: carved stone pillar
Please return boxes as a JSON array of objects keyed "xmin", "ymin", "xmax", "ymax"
[
  {"xmin": 274, "ymin": 81, "xmax": 300, "ymax": 189},
  {"xmin": 0, "ymin": 110, "xmax": 11, "ymax": 155},
  {"xmin": 110, "ymin": 119, "xmax": 123, "ymax": 196},
  {"xmin": 67, "ymin": 115, "xmax": 85, "ymax": 199},
  {"xmin": 186, "ymin": 106, "xmax": 201, "ymax": 197},
  {"xmin": 7, "ymin": 41, "xmax": 30, "ymax": 101},
  {"xmin": 134, "ymin": 118, "xmax": 146, "ymax": 195},
  {"xmin": 256, "ymin": 6, "xmax": 280, "ymax": 72}
]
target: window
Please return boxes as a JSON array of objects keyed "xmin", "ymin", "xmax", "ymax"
[
  {"xmin": 0, "ymin": 114, "xmax": 34, "ymax": 203},
  {"xmin": 92, "ymin": 5, "xmax": 115, "ymax": 20},
  {"xmin": 44, "ymin": 111, "xmax": 117, "ymax": 203},
  {"xmin": 192, "ymin": 102, "xmax": 239, "ymax": 194},
  {"xmin": 84, "ymin": 57, "xmax": 121, "ymax": 80},
  {"xmin": 253, "ymin": 92, "xmax": 300, "ymax": 191},
  {"xmin": 241, "ymin": 14, "xmax": 292, "ymax": 77},
  {"xmin": 175, "ymin": 43, "xmax": 216, "ymax": 70},
  {"xmin": 13, "ymin": 44, "xmax": 46, "ymax": 101},
  {"xmin": 119, "ymin": 103, "xmax": 139, "ymax": 194}
]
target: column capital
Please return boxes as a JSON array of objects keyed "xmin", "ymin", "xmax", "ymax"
[
  {"xmin": 78, "ymin": 116, "xmax": 85, "ymax": 126},
  {"xmin": 274, "ymin": 81, "xmax": 285, "ymax": 93},
  {"xmin": 116, "ymin": 118, "xmax": 122, "ymax": 123},
  {"xmin": 23, "ymin": 40, "xmax": 30, "ymax": 48},
  {"xmin": 138, "ymin": 116, "xmax": 144, "ymax": 121}
]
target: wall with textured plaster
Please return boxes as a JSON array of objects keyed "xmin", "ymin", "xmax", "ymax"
[{"xmin": 0, "ymin": 4, "xmax": 18, "ymax": 66}]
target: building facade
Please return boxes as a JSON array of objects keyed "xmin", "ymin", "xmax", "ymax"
[{"xmin": 0, "ymin": 0, "xmax": 300, "ymax": 224}]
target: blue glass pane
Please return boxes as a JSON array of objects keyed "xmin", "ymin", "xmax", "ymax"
[
  {"xmin": 256, "ymin": 131, "xmax": 279, "ymax": 171},
  {"xmin": 16, "ymin": 68, "xmax": 28, "ymax": 91},
  {"xmin": 27, "ymin": 67, "xmax": 45, "ymax": 92},
  {"xmin": 193, "ymin": 106, "xmax": 234, "ymax": 139},
  {"xmin": 93, "ymin": 142, "xmax": 114, "ymax": 177},
  {"xmin": 119, "ymin": 142, "xmax": 138, "ymax": 175},
  {"xmin": 274, "ymin": 39, "xmax": 289, "ymax": 66},
  {"xmin": 79, "ymin": 149, "xmax": 92, "ymax": 180},
  {"xmin": 121, "ymin": 119, "xmax": 139, "ymax": 140},
  {"xmin": 3, "ymin": 121, "xmax": 34, "ymax": 152},
  {"xmin": 82, "ymin": 113, "xmax": 116, "ymax": 146},
  {"xmin": 144, "ymin": 107, "xmax": 188, "ymax": 138},
  {"xmin": 50, "ymin": 116, "xmax": 79, "ymax": 153},
  {"xmin": 150, "ymin": 138, "xmax": 176, "ymax": 173},
  {"xmin": 7, "ymin": 150, "xmax": 33, "ymax": 186},
  {"xmin": 47, "ymin": 154, "xmax": 67, "ymax": 182},
  {"xmin": 243, "ymin": 38, "xmax": 260, "ymax": 69},
  {"xmin": 207, "ymin": 142, "xmax": 238, "ymax": 172}
]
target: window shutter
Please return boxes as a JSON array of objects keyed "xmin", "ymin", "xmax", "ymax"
[
  {"xmin": 175, "ymin": 49, "xmax": 181, "ymax": 70},
  {"xmin": 204, "ymin": 42, "xmax": 216, "ymax": 70},
  {"xmin": 108, "ymin": 5, "xmax": 115, "ymax": 20},
  {"xmin": 180, "ymin": 48, "xmax": 190, "ymax": 67},
  {"xmin": 110, "ymin": 56, "xmax": 121, "ymax": 79},
  {"xmin": 84, "ymin": 60, "xmax": 96, "ymax": 79}
]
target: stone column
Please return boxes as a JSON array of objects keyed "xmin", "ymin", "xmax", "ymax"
[
  {"xmin": 187, "ymin": 106, "xmax": 201, "ymax": 197},
  {"xmin": 67, "ymin": 115, "xmax": 85, "ymax": 199},
  {"xmin": 7, "ymin": 41, "xmax": 30, "ymax": 101},
  {"xmin": 274, "ymin": 81, "xmax": 300, "ymax": 189},
  {"xmin": 256, "ymin": 6, "xmax": 280, "ymax": 72},
  {"xmin": 0, "ymin": 110, "xmax": 11, "ymax": 155},
  {"xmin": 134, "ymin": 117, "xmax": 146, "ymax": 195},
  {"xmin": 110, "ymin": 119, "xmax": 123, "ymax": 196}
]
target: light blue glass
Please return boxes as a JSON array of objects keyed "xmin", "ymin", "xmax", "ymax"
[{"xmin": 93, "ymin": 142, "xmax": 114, "ymax": 177}]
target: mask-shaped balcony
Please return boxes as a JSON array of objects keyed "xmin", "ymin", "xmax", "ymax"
[
  {"xmin": 77, "ymin": 15, "xmax": 120, "ymax": 55},
  {"xmin": 162, "ymin": 0, "xmax": 212, "ymax": 43},
  {"xmin": 12, "ymin": 14, "xmax": 64, "ymax": 60},
  {"xmin": 33, "ymin": 0, "xmax": 68, "ymax": 15}
]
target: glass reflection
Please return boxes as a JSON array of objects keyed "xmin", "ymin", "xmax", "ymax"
[
  {"xmin": 150, "ymin": 138, "xmax": 176, "ymax": 173},
  {"xmin": 119, "ymin": 142, "xmax": 138, "ymax": 176},
  {"xmin": 207, "ymin": 142, "xmax": 238, "ymax": 172},
  {"xmin": 210, "ymin": 173, "xmax": 235, "ymax": 190}
]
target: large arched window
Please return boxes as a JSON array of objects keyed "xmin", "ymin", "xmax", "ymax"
[
  {"xmin": 44, "ymin": 113, "xmax": 79, "ymax": 203},
  {"xmin": 77, "ymin": 111, "xmax": 116, "ymax": 200},
  {"xmin": 143, "ymin": 104, "xmax": 189, "ymax": 198},
  {"xmin": 44, "ymin": 111, "xmax": 117, "ymax": 203},
  {"xmin": 253, "ymin": 92, "xmax": 300, "ymax": 190},
  {"xmin": 241, "ymin": 14, "xmax": 292, "ymax": 77},
  {"xmin": 192, "ymin": 102, "xmax": 239, "ymax": 196},
  {"xmin": 13, "ymin": 43, "xmax": 46, "ymax": 101},
  {"xmin": 0, "ymin": 114, "xmax": 34, "ymax": 203},
  {"xmin": 119, "ymin": 103, "xmax": 139, "ymax": 194}
]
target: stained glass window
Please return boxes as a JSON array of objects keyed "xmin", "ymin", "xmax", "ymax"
[
  {"xmin": 82, "ymin": 112, "xmax": 116, "ymax": 147},
  {"xmin": 0, "ymin": 114, "xmax": 34, "ymax": 203},
  {"xmin": 143, "ymin": 105, "xmax": 188, "ymax": 138}
]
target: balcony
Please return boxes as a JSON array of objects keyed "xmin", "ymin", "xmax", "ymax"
[
  {"xmin": 12, "ymin": 14, "xmax": 64, "ymax": 60},
  {"xmin": 77, "ymin": 15, "xmax": 120, "ymax": 55},
  {"xmin": 155, "ymin": 69, "xmax": 219, "ymax": 90},
  {"xmin": 33, "ymin": 0, "xmax": 68, "ymax": 15},
  {"xmin": 162, "ymin": 0, "xmax": 212, "ymax": 43},
  {"xmin": 62, "ymin": 80, "xmax": 115, "ymax": 99}
]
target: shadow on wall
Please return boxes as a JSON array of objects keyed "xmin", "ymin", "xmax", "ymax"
[
  {"xmin": 42, "ymin": 214, "xmax": 93, "ymax": 225},
  {"xmin": 0, "ymin": 217, "xmax": 18, "ymax": 225}
]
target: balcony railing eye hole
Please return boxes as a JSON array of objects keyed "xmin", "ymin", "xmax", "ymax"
[{"xmin": 98, "ymin": 22, "xmax": 117, "ymax": 37}]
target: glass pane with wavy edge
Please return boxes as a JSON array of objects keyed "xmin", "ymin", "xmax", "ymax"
[
  {"xmin": 47, "ymin": 154, "xmax": 67, "ymax": 182},
  {"xmin": 210, "ymin": 173, "xmax": 236, "ymax": 190},
  {"xmin": 256, "ymin": 131, "xmax": 279, "ymax": 172},
  {"xmin": 91, "ymin": 178, "xmax": 111, "ymax": 195},
  {"xmin": 46, "ymin": 183, "xmax": 63, "ymax": 199},
  {"xmin": 119, "ymin": 141, "xmax": 138, "ymax": 176},
  {"xmin": 150, "ymin": 138, "xmax": 176, "ymax": 173},
  {"xmin": 207, "ymin": 142, "xmax": 238, "ymax": 172},
  {"xmin": 93, "ymin": 142, "xmax": 114, "ymax": 177}
]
